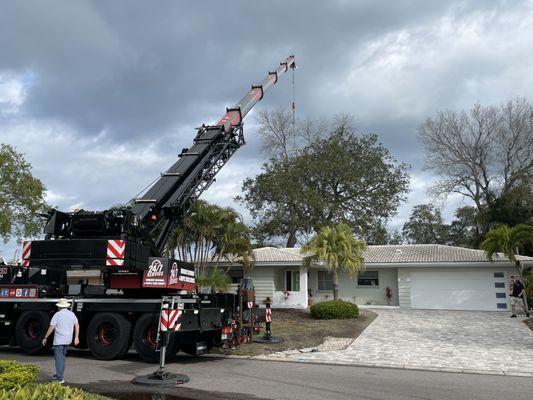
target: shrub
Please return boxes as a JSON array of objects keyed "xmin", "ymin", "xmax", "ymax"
[
  {"xmin": 0, "ymin": 383, "xmax": 111, "ymax": 400},
  {"xmin": 310, "ymin": 300, "xmax": 359, "ymax": 319},
  {"xmin": 0, "ymin": 360, "xmax": 39, "ymax": 390}
]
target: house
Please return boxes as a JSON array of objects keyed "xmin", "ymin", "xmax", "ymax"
[{"xmin": 217, "ymin": 244, "xmax": 533, "ymax": 311}]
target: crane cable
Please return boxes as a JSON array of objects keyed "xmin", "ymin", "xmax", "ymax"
[{"xmin": 291, "ymin": 61, "xmax": 296, "ymax": 133}]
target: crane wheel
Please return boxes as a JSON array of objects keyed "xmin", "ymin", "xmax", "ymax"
[
  {"xmin": 133, "ymin": 313, "xmax": 178, "ymax": 363},
  {"xmin": 86, "ymin": 312, "xmax": 131, "ymax": 360},
  {"xmin": 15, "ymin": 311, "xmax": 51, "ymax": 354}
]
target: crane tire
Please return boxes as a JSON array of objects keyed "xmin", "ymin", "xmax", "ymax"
[
  {"xmin": 133, "ymin": 313, "xmax": 178, "ymax": 363},
  {"xmin": 86, "ymin": 312, "xmax": 131, "ymax": 360},
  {"xmin": 15, "ymin": 311, "xmax": 51, "ymax": 354}
]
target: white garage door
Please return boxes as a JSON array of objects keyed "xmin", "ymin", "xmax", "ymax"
[{"xmin": 410, "ymin": 268, "xmax": 507, "ymax": 311}]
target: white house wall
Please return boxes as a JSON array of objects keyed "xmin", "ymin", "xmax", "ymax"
[
  {"xmin": 308, "ymin": 268, "xmax": 399, "ymax": 306},
  {"xmin": 250, "ymin": 266, "xmax": 275, "ymax": 304}
]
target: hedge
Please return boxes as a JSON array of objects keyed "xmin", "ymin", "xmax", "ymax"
[
  {"xmin": 0, "ymin": 360, "xmax": 109, "ymax": 400},
  {"xmin": 310, "ymin": 300, "xmax": 359, "ymax": 319},
  {"xmin": 0, "ymin": 360, "xmax": 39, "ymax": 390},
  {"xmin": 0, "ymin": 383, "xmax": 110, "ymax": 400}
]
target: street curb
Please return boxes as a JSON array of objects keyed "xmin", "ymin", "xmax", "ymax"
[{"xmin": 244, "ymin": 356, "xmax": 533, "ymax": 378}]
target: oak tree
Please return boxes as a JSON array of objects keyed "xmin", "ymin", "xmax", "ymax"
[{"xmin": 0, "ymin": 144, "xmax": 47, "ymax": 243}]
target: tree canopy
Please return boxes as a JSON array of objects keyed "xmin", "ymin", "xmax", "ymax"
[
  {"xmin": 419, "ymin": 98, "xmax": 533, "ymax": 211},
  {"xmin": 238, "ymin": 115, "xmax": 410, "ymax": 246},
  {"xmin": 402, "ymin": 204, "xmax": 448, "ymax": 244},
  {"xmin": 0, "ymin": 144, "xmax": 47, "ymax": 243}
]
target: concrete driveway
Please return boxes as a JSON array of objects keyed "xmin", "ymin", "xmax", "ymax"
[{"xmin": 266, "ymin": 309, "xmax": 533, "ymax": 376}]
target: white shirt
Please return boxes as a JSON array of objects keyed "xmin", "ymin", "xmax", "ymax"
[{"xmin": 50, "ymin": 308, "xmax": 78, "ymax": 346}]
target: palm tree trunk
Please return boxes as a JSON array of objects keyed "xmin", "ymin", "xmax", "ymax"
[{"xmin": 332, "ymin": 269, "xmax": 340, "ymax": 300}]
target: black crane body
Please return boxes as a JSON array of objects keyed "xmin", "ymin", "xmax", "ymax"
[{"xmin": 0, "ymin": 56, "xmax": 295, "ymax": 361}]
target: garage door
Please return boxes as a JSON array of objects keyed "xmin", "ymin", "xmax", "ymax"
[{"xmin": 410, "ymin": 268, "xmax": 507, "ymax": 311}]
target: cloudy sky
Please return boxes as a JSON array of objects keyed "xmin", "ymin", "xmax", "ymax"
[{"xmin": 1, "ymin": 0, "xmax": 533, "ymax": 255}]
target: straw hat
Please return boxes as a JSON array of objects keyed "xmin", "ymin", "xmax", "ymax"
[{"xmin": 56, "ymin": 298, "xmax": 71, "ymax": 308}]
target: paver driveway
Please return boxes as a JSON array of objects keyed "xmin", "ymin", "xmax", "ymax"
[{"xmin": 266, "ymin": 309, "xmax": 533, "ymax": 376}]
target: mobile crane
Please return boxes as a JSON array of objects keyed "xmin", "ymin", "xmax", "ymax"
[{"xmin": 0, "ymin": 55, "xmax": 295, "ymax": 362}]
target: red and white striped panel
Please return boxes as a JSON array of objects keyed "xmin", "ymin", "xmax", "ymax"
[
  {"xmin": 160, "ymin": 309, "xmax": 183, "ymax": 332},
  {"xmin": 265, "ymin": 308, "xmax": 272, "ymax": 323},
  {"xmin": 21, "ymin": 241, "xmax": 31, "ymax": 267},
  {"xmin": 160, "ymin": 309, "xmax": 170, "ymax": 332},
  {"xmin": 106, "ymin": 240, "xmax": 125, "ymax": 266},
  {"xmin": 247, "ymin": 301, "xmax": 254, "ymax": 309},
  {"xmin": 172, "ymin": 310, "xmax": 183, "ymax": 332}
]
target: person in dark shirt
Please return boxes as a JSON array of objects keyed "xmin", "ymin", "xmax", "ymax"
[{"xmin": 509, "ymin": 277, "xmax": 529, "ymax": 318}]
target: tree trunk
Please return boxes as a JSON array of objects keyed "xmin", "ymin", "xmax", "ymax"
[
  {"xmin": 286, "ymin": 231, "xmax": 297, "ymax": 248},
  {"xmin": 332, "ymin": 269, "xmax": 340, "ymax": 300}
]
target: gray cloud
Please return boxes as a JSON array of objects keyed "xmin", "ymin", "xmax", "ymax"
[{"xmin": 1, "ymin": 0, "xmax": 532, "ymax": 256}]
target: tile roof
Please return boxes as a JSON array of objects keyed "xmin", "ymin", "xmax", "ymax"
[{"xmin": 251, "ymin": 245, "xmax": 533, "ymax": 265}]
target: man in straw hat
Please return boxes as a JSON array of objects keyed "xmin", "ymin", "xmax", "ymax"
[{"xmin": 42, "ymin": 298, "xmax": 79, "ymax": 383}]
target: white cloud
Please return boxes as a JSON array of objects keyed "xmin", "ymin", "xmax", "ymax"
[
  {"xmin": 0, "ymin": 72, "xmax": 30, "ymax": 115},
  {"xmin": 334, "ymin": 2, "xmax": 533, "ymax": 120}
]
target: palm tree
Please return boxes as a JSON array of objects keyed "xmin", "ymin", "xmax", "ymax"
[
  {"xmin": 196, "ymin": 268, "xmax": 231, "ymax": 293},
  {"xmin": 302, "ymin": 223, "xmax": 367, "ymax": 300},
  {"xmin": 216, "ymin": 220, "xmax": 253, "ymax": 270},
  {"xmin": 481, "ymin": 224, "xmax": 533, "ymax": 312},
  {"xmin": 165, "ymin": 200, "xmax": 253, "ymax": 292}
]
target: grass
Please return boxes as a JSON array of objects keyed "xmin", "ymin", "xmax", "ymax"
[{"xmin": 219, "ymin": 308, "xmax": 377, "ymax": 357}]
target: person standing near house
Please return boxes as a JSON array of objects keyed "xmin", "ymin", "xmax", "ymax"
[
  {"xmin": 41, "ymin": 298, "xmax": 80, "ymax": 383},
  {"xmin": 509, "ymin": 277, "xmax": 529, "ymax": 318}
]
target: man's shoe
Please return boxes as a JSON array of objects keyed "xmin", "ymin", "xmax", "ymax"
[
  {"xmin": 510, "ymin": 314, "xmax": 517, "ymax": 318},
  {"xmin": 526, "ymin": 313, "xmax": 530, "ymax": 318},
  {"xmin": 51, "ymin": 375, "xmax": 59, "ymax": 381},
  {"xmin": 57, "ymin": 380, "xmax": 65, "ymax": 384}
]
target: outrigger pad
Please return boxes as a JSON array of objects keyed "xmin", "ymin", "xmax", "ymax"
[
  {"xmin": 253, "ymin": 336, "xmax": 283, "ymax": 344},
  {"xmin": 132, "ymin": 371, "xmax": 190, "ymax": 386}
]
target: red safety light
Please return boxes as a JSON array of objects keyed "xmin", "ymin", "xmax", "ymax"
[
  {"xmin": 150, "ymin": 214, "xmax": 157, "ymax": 222},
  {"xmin": 222, "ymin": 327, "xmax": 232, "ymax": 335}
]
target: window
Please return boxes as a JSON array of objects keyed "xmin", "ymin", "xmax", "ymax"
[
  {"xmin": 494, "ymin": 272, "xmax": 504, "ymax": 278},
  {"xmin": 497, "ymin": 303, "xmax": 507, "ymax": 309},
  {"xmin": 285, "ymin": 270, "xmax": 300, "ymax": 291},
  {"xmin": 317, "ymin": 271, "xmax": 333, "ymax": 290},
  {"xmin": 357, "ymin": 271, "xmax": 379, "ymax": 287},
  {"xmin": 494, "ymin": 282, "xmax": 505, "ymax": 288},
  {"xmin": 496, "ymin": 292, "xmax": 506, "ymax": 298}
]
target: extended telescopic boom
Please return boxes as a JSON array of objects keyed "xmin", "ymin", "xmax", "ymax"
[
  {"xmin": 131, "ymin": 55, "xmax": 296, "ymax": 253},
  {"xmin": 217, "ymin": 55, "xmax": 296, "ymax": 130}
]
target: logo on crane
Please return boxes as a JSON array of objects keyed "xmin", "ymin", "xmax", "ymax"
[{"xmin": 146, "ymin": 259, "xmax": 164, "ymax": 278}]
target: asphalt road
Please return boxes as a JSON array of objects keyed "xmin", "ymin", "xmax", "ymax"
[{"xmin": 1, "ymin": 347, "xmax": 532, "ymax": 400}]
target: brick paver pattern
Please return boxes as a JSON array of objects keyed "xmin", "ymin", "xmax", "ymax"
[{"xmin": 275, "ymin": 309, "xmax": 533, "ymax": 376}]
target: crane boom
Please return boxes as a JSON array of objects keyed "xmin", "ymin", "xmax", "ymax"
[
  {"xmin": 131, "ymin": 55, "xmax": 295, "ymax": 252},
  {"xmin": 31, "ymin": 56, "xmax": 296, "ymax": 270}
]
